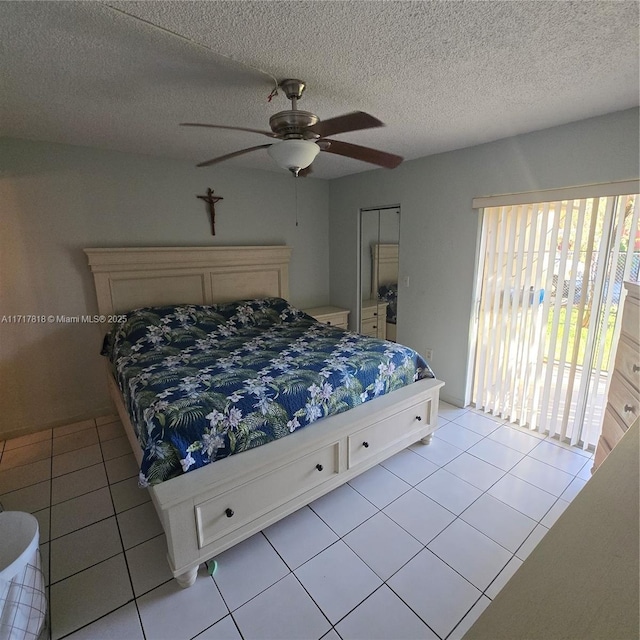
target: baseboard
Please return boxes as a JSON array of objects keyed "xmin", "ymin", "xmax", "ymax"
[
  {"xmin": 0, "ymin": 403, "xmax": 116, "ymax": 442},
  {"xmin": 438, "ymin": 392, "xmax": 467, "ymax": 408}
]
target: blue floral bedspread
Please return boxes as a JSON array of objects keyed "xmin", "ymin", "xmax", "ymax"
[{"xmin": 102, "ymin": 298, "xmax": 433, "ymax": 485}]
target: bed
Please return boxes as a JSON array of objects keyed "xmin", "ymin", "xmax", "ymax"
[
  {"xmin": 85, "ymin": 245, "xmax": 443, "ymax": 588},
  {"xmin": 371, "ymin": 243, "xmax": 399, "ymax": 342}
]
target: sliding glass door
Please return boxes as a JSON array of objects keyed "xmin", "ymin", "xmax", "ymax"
[{"xmin": 471, "ymin": 190, "xmax": 639, "ymax": 448}]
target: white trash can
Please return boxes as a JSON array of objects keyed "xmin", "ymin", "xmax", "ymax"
[{"xmin": 0, "ymin": 512, "xmax": 46, "ymax": 640}]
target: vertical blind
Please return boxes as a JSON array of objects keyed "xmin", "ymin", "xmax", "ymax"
[{"xmin": 472, "ymin": 191, "xmax": 639, "ymax": 447}]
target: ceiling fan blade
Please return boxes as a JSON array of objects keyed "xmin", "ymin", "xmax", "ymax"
[
  {"xmin": 307, "ymin": 111, "xmax": 383, "ymax": 138},
  {"xmin": 196, "ymin": 144, "xmax": 272, "ymax": 167},
  {"xmin": 181, "ymin": 123, "xmax": 277, "ymax": 138},
  {"xmin": 321, "ymin": 139, "xmax": 403, "ymax": 169}
]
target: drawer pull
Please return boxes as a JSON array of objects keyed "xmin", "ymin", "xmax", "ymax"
[
  {"xmin": 316, "ymin": 464, "xmax": 324, "ymax": 472},
  {"xmin": 225, "ymin": 508, "xmax": 234, "ymax": 518},
  {"xmin": 633, "ymin": 364, "xmax": 640, "ymax": 373},
  {"xmin": 362, "ymin": 441, "xmax": 370, "ymax": 448},
  {"xmin": 326, "ymin": 321, "xmax": 332, "ymax": 325},
  {"xmin": 373, "ymin": 312, "xmax": 378, "ymax": 317},
  {"xmin": 416, "ymin": 415, "xmax": 422, "ymax": 421},
  {"xmin": 624, "ymin": 404, "xmax": 636, "ymax": 413},
  {"xmin": 372, "ymin": 325, "xmax": 377, "ymax": 329}
]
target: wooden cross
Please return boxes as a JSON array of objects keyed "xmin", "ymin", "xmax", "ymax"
[{"xmin": 196, "ymin": 188, "xmax": 224, "ymax": 236}]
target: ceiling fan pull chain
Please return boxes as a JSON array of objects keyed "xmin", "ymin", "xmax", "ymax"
[{"xmin": 294, "ymin": 177, "xmax": 299, "ymax": 227}]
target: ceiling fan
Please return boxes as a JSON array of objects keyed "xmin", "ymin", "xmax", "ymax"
[{"xmin": 181, "ymin": 79, "xmax": 403, "ymax": 177}]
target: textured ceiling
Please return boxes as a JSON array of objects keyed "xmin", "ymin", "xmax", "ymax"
[{"xmin": 1, "ymin": 1, "xmax": 638, "ymax": 179}]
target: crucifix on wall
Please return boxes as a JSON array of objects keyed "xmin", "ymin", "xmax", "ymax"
[{"xmin": 196, "ymin": 188, "xmax": 224, "ymax": 236}]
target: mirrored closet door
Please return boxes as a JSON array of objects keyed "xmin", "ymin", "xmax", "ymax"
[{"xmin": 359, "ymin": 206, "xmax": 400, "ymax": 341}]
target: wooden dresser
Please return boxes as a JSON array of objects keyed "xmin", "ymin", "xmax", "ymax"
[
  {"xmin": 361, "ymin": 299, "xmax": 388, "ymax": 339},
  {"xmin": 303, "ymin": 305, "xmax": 350, "ymax": 330},
  {"xmin": 593, "ymin": 281, "xmax": 640, "ymax": 472}
]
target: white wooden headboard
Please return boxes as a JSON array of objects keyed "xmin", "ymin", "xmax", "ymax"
[
  {"xmin": 371, "ymin": 243, "xmax": 399, "ymax": 299},
  {"xmin": 85, "ymin": 246, "xmax": 292, "ymax": 315}
]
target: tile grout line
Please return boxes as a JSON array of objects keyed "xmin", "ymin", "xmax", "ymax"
[
  {"xmin": 457, "ymin": 435, "xmax": 571, "ymax": 533},
  {"xmin": 45, "ymin": 426, "xmax": 53, "ymax": 639},
  {"xmin": 260, "ymin": 501, "xmax": 444, "ymax": 638},
  {"xmin": 6, "ymin": 407, "xmax": 593, "ymax": 640},
  {"xmin": 401, "ymin": 427, "xmax": 571, "ymax": 603},
  {"xmin": 97, "ymin": 420, "xmax": 145, "ymax": 640},
  {"xmin": 308, "ymin": 424, "xmax": 566, "ymax": 621},
  {"xmin": 425, "ymin": 423, "xmax": 554, "ymax": 633},
  {"xmin": 43, "ymin": 419, "xmax": 139, "ymax": 640},
  {"xmin": 290, "ymin": 448, "xmax": 499, "ymax": 638},
  {"xmin": 433, "ymin": 424, "xmax": 588, "ymax": 501},
  {"xmin": 225, "ymin": 540, "xmax": 328, "ymax": 639}
]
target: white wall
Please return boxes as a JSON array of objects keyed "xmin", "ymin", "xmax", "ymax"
[
  {"xmin": 0, "ymin": 138, "xmax": 330, "ymax": 438},
  {"xmin": 2, "ymin": 108, "xmax": 637, "ymax": 434},
  {"xmin": 329, "ymin": 108, "xmax": 640, "ymax": 406}
]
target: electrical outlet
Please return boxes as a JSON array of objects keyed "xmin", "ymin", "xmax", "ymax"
[{"xmin": 425, "ymin": 348, "xmax": 433, "ymax": 360}]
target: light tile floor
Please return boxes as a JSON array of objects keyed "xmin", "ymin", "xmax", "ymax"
[{"xmin": 0, "ymin": 403, "xmax": 593, "ymax": 640}]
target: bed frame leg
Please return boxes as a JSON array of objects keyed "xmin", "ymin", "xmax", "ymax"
[
  {"xmin": 175, "ymin": 566, "xmax": 198, "ymax": 589},
  {"xmin": 420, "ymin": 433, "xmax": 433, "ymax": 445}
]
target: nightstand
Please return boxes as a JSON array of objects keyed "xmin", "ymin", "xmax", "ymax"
[
  {"xmin": 360, "ymin": 299, "xmax": 388, "ymax": 339},
  {"xmin": 303, "ymin": 305, "xmax": 350, "ymax": 330}
]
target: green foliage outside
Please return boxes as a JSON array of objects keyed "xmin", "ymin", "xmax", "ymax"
[{"xmin": 545, "ymin": 304, "xmax": 617, "ymax": 371}]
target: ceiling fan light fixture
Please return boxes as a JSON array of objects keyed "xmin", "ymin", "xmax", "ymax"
[{"xmin": 267, "ymin": 139, "xmax": 320, "ymax": 174}]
